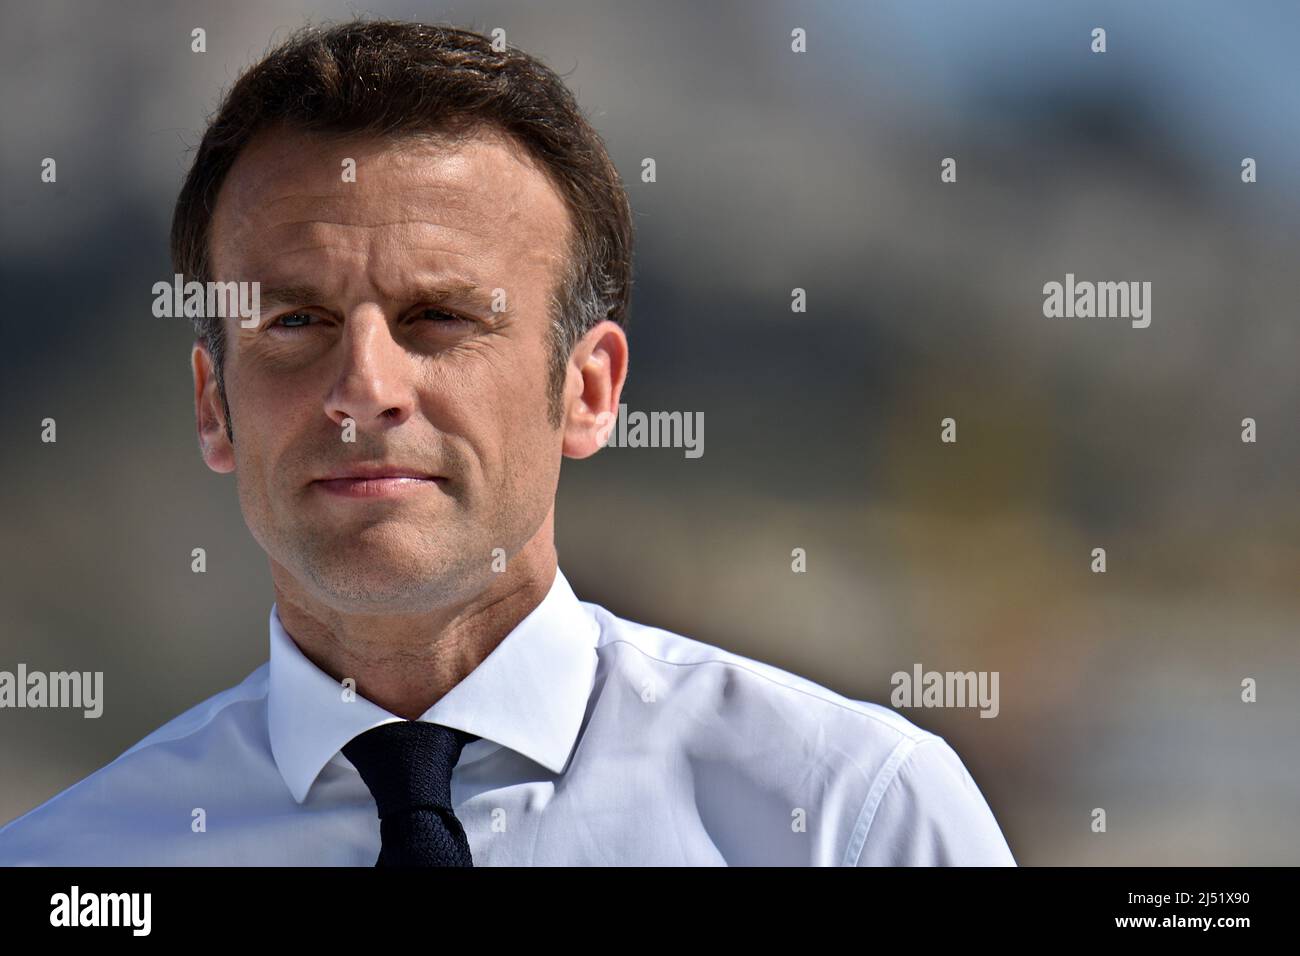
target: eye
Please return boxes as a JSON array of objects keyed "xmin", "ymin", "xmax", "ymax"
[
  {"xmin": 270, "ymin": 311, "xmax": 316, "ymax": 330},
  {"xmin": 267, "ymin": 308, "xmax": 471, "ymax": 331},
  {"xmin": 415, "ymin": 307, "xmax": 472, "ymax": 326}
]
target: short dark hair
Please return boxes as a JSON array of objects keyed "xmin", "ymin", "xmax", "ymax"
[{"xmin": 171, "ymin": 19, "xmax": 634, "ymax": 438}]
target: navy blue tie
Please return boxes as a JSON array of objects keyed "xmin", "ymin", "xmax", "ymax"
[{"xmin": 343, "ymin": 720, "xmax": 478, "ymax": 867}]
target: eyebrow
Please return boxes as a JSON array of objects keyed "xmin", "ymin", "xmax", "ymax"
[
  {"xmin": 257, "ymin": 284, "xmax": 327, "ymax": 310},
  {"xmin": 257, "ymin": 279, "xmax": 500, "ymax": 313}
]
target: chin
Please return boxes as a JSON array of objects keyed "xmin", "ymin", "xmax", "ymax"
[{"xmin": 303, "ymin": 553, "xmax": 472, "ymax": 608}]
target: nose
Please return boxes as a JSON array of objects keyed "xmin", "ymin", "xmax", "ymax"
[{"xmin": 323, "ymin": 305, "xmax": 414, "ymax": 431}]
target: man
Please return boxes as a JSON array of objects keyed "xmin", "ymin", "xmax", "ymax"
[{"xmin": 0, "ymin": 20, "xmax": 1014, "ymax": 866}]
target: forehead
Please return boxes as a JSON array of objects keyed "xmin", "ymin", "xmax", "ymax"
[{"xmin": 208, "ymin": 124, "xmax": 572, "ymax": 287}]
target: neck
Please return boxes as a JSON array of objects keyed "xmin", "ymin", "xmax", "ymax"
[{"xmin": 271, "ymin": 515, "xmax": 558, "ymax": 720}]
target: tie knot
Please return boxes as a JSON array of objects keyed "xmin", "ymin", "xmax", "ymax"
[{"xmin": 342, "ymin": 720, "xmax": 477, "ymax": 818}]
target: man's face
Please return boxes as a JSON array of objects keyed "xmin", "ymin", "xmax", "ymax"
[{"xmin": 198, "ymin": 125, "xmax": 581, "ymax": 610}]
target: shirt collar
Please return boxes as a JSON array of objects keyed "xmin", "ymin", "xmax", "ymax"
[{"xmin": 268, "ymin": 567, "xmax": 600, "ymax": 804}]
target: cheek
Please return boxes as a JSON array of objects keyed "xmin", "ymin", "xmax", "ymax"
[
  {"xmin": 435, "ymin": 341, "xmax": 552, "ymax": 441},
  {"xmin": 225, "ymin": 366, "xmax": 309, "ymax": 504},
  {"xmin": 471, "ymin": 394, "xmax": 556, "ymax": 508},
  {"xmin": 236, "ymin": 353, "xmax": 326, "ymax": 420}
]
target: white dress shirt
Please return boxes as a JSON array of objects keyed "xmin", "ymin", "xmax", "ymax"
[{"xmin": 0, "ymin": 568, "xmax": 1015, "ymax": 865}]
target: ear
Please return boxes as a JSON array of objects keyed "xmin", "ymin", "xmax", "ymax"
[
  {"xmin": 192, "ymin": 340, "xmax": 236, "ymax": 474},
  {"xmin": 561, "ymin": 320, "xmax": 628, "ymax": 459}
]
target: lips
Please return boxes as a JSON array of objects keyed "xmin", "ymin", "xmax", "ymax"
[
  {"xmin": 311, "ymin": 475, "xmax": 444, "ymax": 499},
  {"xmin": 313, "ymin": 463, "xmax": 437, "ymax": 482},
  {"xmin": 309, "ymin": 463, "xmax": 444, "ymax": 498}
]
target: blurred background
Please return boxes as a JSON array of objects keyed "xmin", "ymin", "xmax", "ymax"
[{"xmin": 1, "ymin": 0, "xmax": 1297, "ymax": 864}]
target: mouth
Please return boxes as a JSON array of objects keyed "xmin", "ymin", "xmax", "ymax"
[{"xmin": 310, "ymin": 470, "xmax": 446, "ymax": 499}]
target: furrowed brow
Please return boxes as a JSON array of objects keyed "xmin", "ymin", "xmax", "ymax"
[
  {"xmin": 257, "ymin": 284, "xmax": 327, "ymax": 310},
  {"xmin": 405, "ymin": 279, "xmax": 500, "ymax": 312},
  {"xmin": 256, "ymin": 280, "xmax": 499, "ymax": 312}
]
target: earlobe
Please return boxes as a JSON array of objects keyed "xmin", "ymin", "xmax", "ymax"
[
  {"xmin": 192, "ymin": 342, "xmax": 236, "ymax": 474},
  {"xmin": 593, "ymin": 408, "xmax": 617, "ymax": 449}
]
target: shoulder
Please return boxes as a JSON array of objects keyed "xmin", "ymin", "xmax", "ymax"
[
  {"xmin": 585, "ymin": 599, "xmax": 930, "ymax": 748},
  {"xmin": 0, "ymin": 664, "xmax": 270, "ymax": 865},
  {"xmin": 583, "ymin": 601, "xmax": 1014, "ymax": 865},
  {"xmin": 853, "ymin": 732, "xmax": 1016, "ymax": 865}
]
